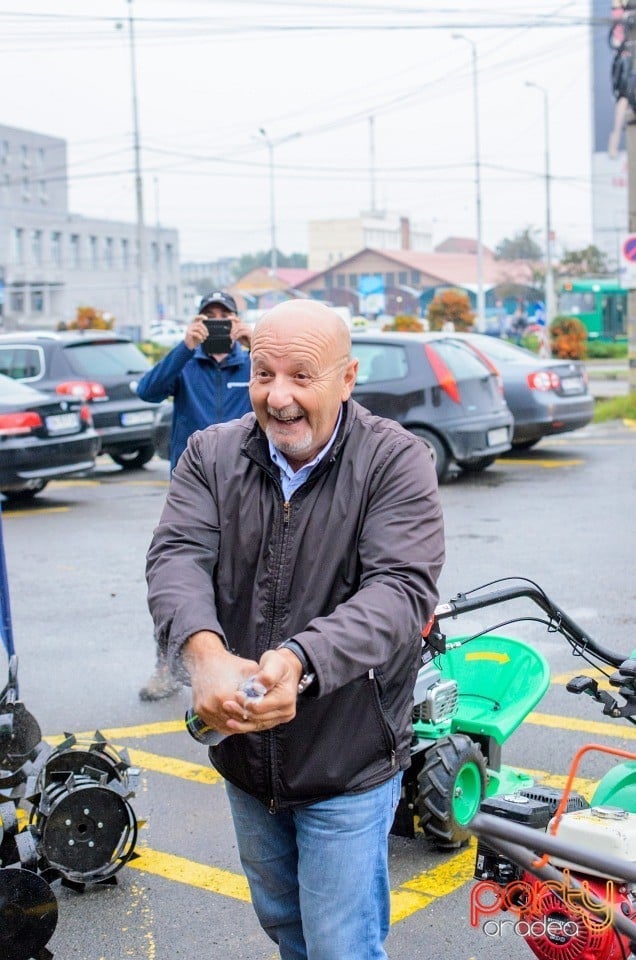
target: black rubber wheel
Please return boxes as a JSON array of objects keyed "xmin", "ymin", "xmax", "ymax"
[
  {"xmin": 457, "ymin": 456, "xmax": 496, "ymax": 473},
  {"xmin": 410, "ymin": 427, "xmax": 450, "ymax": 482},
  {"xmin": 1, "ymin": 481, "xmax": 48, "ymax": 501},
  {"xmin": 110, "ymin": 444, "xmax": 155, "ymax": 470},
  {"xmin": 510, "ymin": 438, "xmax": 540, "ymax": 451},
  {"xmin": 417, "ymin": 734, "xmax": 487, "ymax": 850}
]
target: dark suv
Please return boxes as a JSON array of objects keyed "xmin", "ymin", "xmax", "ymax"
[
  {"xmin": 351, "ymin": 331, "xmax": 513, "ymax": 480},
  {"xmin": 0, "ymin": 331, "xmax": 166, "ymax": 468}
]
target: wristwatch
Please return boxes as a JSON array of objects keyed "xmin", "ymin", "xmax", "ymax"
[{"xmin": 277, "ymin": 639, "xmax": 316, "ymax": 694}]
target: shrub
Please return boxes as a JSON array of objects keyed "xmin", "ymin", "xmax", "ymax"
[
  {"xmin": 427, "ymin": 290, "xmax": 475, "ymax": 331},
  {"xmin": 382, "ymin": 314, "xmax": 424, "ymax": 332},
  {"xmin": 587, "ymin": 340, "xmax": 629, "ymax": 359},
  {"xmin": 550, "ymin": 315, "xmax": 587, "ymax": 360}
]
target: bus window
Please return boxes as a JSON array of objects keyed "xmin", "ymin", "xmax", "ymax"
[{"xmin": 557, "ymin": 291, "xmax": 595, "ymax": 314}]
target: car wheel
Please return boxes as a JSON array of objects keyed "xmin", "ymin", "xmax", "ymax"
[
  {"xmin": 410, "ymin": 428, "xmax": 450, "ymax": 482},
  {"xmin": 511, "ymin": 438, "xmax": 540, "ymax": 451},
  {"xmin": 110, "ymin": 444, "xmax": 155, "ymax": 470},
  {"xmin": 2, "ymin": 480, "xmax": 48, "ymax": 501},
  {"xmin": 457, "ymin": 456, "xmax": 496, "ymax": 473},
  {"xmin": 417, "ymin": 734, "xmax": 487, "ymax": 850}
]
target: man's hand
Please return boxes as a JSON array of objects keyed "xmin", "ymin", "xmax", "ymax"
[
  {"xmin": 231, "ymin": 320, "xmax": 252, "ymax": 349},
  {"xmin": 184, "ymin": 315, "xmax": 210, "ymax": 351},
  {"xmin": 222, "ymin": 647, "xmax": 303, "ymax": 734}
]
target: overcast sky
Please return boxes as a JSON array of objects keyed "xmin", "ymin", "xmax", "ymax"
[{"xmin": 0, "ymin": 1, "xmax": 602, "ymax": 261}]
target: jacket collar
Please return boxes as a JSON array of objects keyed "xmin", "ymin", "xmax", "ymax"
[{"xmin": 242, "ymin": 400, "xmax": 356, "ymax": 482}]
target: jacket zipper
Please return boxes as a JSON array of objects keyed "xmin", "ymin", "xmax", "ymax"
[{"xmin": 263, "ymin": 496, "xmax": 292, "ymax": 814}]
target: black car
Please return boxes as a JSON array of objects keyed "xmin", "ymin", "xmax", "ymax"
[
  {"xmin": 0, "ymin": 372, "xmax": 99, "ymax": 500},
  {"xmin": 351, "ymin": 331, "xmax": 513, "ymax": 480},
  {"xmin": 0, "ymin": 331, "xmax": 167, "ymax": 468},
  {"xmin": 447, "ymin": 333, "xmax": 595, "ymax": 450}
]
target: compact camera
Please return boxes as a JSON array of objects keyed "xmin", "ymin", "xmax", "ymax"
[{"xmin": 202, "ymin": 318, "xmax": 232, "ymax": 355}]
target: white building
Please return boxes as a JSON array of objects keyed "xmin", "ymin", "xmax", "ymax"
[
  {"xmin": 0, "ymin": 123, "xmax": 180, "ymax": 335},
  {"xmin": 308, "ymin": 211, "xmax": 433, "ymax": 272}
]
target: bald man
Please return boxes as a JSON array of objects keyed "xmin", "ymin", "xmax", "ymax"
[{"xmin": 146, "ymin": 299, "xmax": 445, "ymax": 960}]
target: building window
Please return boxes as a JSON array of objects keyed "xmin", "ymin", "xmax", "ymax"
[
  {"xmin": 51, "ymin": 232, "xmax": 62, "ymax": 267},
  {"xmin": 0, "ymin": 141, "xmax": 8, "ymax": 164},
  {"xmin": 105, "ymin": 237, "xmax": 114, "ymax": 269},
  {"xmin": 121, "ymin": 238, "xmax": 129, "ymax": 269},
  {"xmin": 11, "ymin": 228, "xmax": 25, "ymax": 265},
  {"xmin": 37, "ymin": 147, "xmax": 45, "ymax": 168},
  {"xmin": 398, "ymin": 271, "xmax": 408, "ymax": 285},
  {"xmin": 411, "ymin": 270, "xmax": 420, "ymax": 285},
  {"xmin": 348, "ymin": 273, "xmax": 358, "ymax": 287},
  {"xmin": 165, "ymin": 243, "xmax": 174, "ymax": 269},
  {"xmin": 38, "ymin": 180, "xmax": 47, "ymax": 203},
  {"xmin": 336, "ymin": 274, "xmax": 346, "ymax": 288},
  {"xmin": 151, "ymin": 241, "xmax": 159, "ymax": 267},
  {"xmin": 386, "ymin": 272, "xmax": 395, "ymax": 286},
  {"xmin": 31, "ymin": 230, "xmax": 43, "ymax": 266},
  {"xmin": 10, "ymin": 290, "xmax": 25, "ymax": 312},
  {"xmin": 20, "ymin": 145, "xmax": 29, "ymax": 168},
  {"xmin": 1, "ymin": 173, "xmax": 9, "ymax": 202},
  {"xmin": 89, "ymin": 235, "xmax": 98, "ymax": 269},
  {"xmin": 325, "ymin": 273, "xmax": 334, "ymax": 289},
  {"xmin": 70, "ymin": 234, "xmax": 80, "ymax": 268},
  {"xmin": 21, "ymin": 177, "xmax": 31, "ymax": 201},
  {"xmin": 31, "ymin": 289, "xmax": 44, "ymax": 313}
]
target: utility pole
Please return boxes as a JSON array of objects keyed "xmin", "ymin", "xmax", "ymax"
[
  {"xmin": 127, "ymin": 0, "xmax": 149, "ymax": 340},
  {"xmin": 627, "ymin": 117, "xmax": 636, "ymax": 393},
  {"xmin": 369, "ymin": 115, "xmax": 376, "ymax": 213},
  {"xmin": 453, "ymin": 34, "xmax": 485, "ymax": 331}
]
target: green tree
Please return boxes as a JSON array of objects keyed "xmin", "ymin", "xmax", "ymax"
[
  {"xmin": 559, "ymin": 245, "xmax": 609, "ymax": 277},
  {"xmin": 495, "ymin": 227, "xmax": 542, "ymax": 261},
  {"xmin": 233, "ymin": 250, "xmax": 308, "ymax": 277}
]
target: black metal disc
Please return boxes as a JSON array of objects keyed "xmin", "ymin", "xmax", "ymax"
[
  {"xmin": 0, "ymin": 703, "xmax": 42, "ymax": 772},
  {"xmin": 38, "ymin": 782, "xmax": 137, "ymax": 882},
  {"xmin": 0, "ymin": 867, "xmax": 58, "ymax": 960},
  {"xmin": 42, "ymin": 747, "xmax": 120, "ymax": 786}
]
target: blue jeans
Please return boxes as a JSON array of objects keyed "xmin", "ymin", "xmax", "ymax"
[{"xmin": 225, "ymin": 773, "xmax": 402, "ymax": 960}]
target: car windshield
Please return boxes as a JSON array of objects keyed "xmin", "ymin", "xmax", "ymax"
[{"xmin": 63, "ymin": 341, "xmax": 151, "ymax": 377}]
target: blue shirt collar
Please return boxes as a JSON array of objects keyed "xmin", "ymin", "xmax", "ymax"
[{"xmin": 268, "ymin": 406, "xmax": 342, "ymax": 500}]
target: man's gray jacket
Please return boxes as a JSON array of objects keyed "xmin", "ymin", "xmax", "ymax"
[{"xmin": 146, "ymin": 399, "xmax": 445, "ymax": 810}]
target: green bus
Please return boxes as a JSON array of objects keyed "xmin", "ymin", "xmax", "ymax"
[{"xmin": 557, "ymin": 278, "xmax": 627, "ymax": 342}]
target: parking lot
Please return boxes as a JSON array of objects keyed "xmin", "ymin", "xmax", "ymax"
[{"xmin": 1, "ymin": 419, "xmax": 635, "ymax": 960}]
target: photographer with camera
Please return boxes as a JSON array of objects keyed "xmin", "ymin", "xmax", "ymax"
[{"xmin": 137, "ymin": 290, "xmax": 252, "ymax": 701}]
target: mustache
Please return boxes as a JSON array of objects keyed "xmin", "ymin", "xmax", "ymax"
[{"xmin": 266, "ymin": 405, "xmax": 305, "ymax": 419}]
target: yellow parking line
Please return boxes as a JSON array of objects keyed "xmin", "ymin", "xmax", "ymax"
[
  {"xmin": 552, "ymin": 670, "xmax": 613, "ymax": 690},
  {"xmin": 129, "ymin": 847, "xmax": 252, "ymax": 902},
  {"xmin": 391, "ymin": 843, "xmax": 476, "ymax": 922},
  {"xmin": 495, "ymin": 458, "xmax": 583, "ymax": 468},
  {"xmin": 527, "ymin": 710, "xmax": 636, "ymax": 740},
  {"xmin": 126, "ymin": 747, "xmax": 221, "ymax": 784},
  {"xmin": 129, "ymin": 841, "xmax": 477, "ymax": 924},
  {"xmin": 1, "ymin": 506, "xmax": 70, "ymax": 517}
]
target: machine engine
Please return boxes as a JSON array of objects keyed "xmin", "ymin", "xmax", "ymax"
[{"xmin": 474, "ymin": 789, "xmax": 636, "ymax": 960}]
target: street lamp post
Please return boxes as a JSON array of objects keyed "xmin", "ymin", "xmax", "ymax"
[
  {"xmin": 126, "ymin": 0, "xmax": 149, "ymax": 339},
  {"xmin": 258, "ymin": 129, "xmax": 301, "ymax": 277},
  {"xmin": 452, "ymin": 33, "xmax": 485, "ymax": 331},
  {"xmin": 526, "ymin": 81, "xmax": 554, "ymax": 358}
]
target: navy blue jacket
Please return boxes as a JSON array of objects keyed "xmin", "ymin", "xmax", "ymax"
[{"xmin": 136, "ymin": 341, "xmax": 252, "ymax": 471}]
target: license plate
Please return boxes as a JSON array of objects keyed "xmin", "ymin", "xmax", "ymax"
[
  {"xmin": 560, "ymin": 376, "xmax": 584, "ymax": 395},
  {"xmin": 487, "ymin": 427, "xmax": 509, "ymax": 447},
  {"xmin": 120, "ymin": 410, "xmax": 156, "ymax": 426},
  {"xmin": 45, "ymin": 412, "xmax": 80, "ymax": 435}
]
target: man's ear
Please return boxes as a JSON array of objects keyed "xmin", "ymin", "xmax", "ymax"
[{"xmin": 341, "ymin": 358, "xmax": 359, "ymax": 400}]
